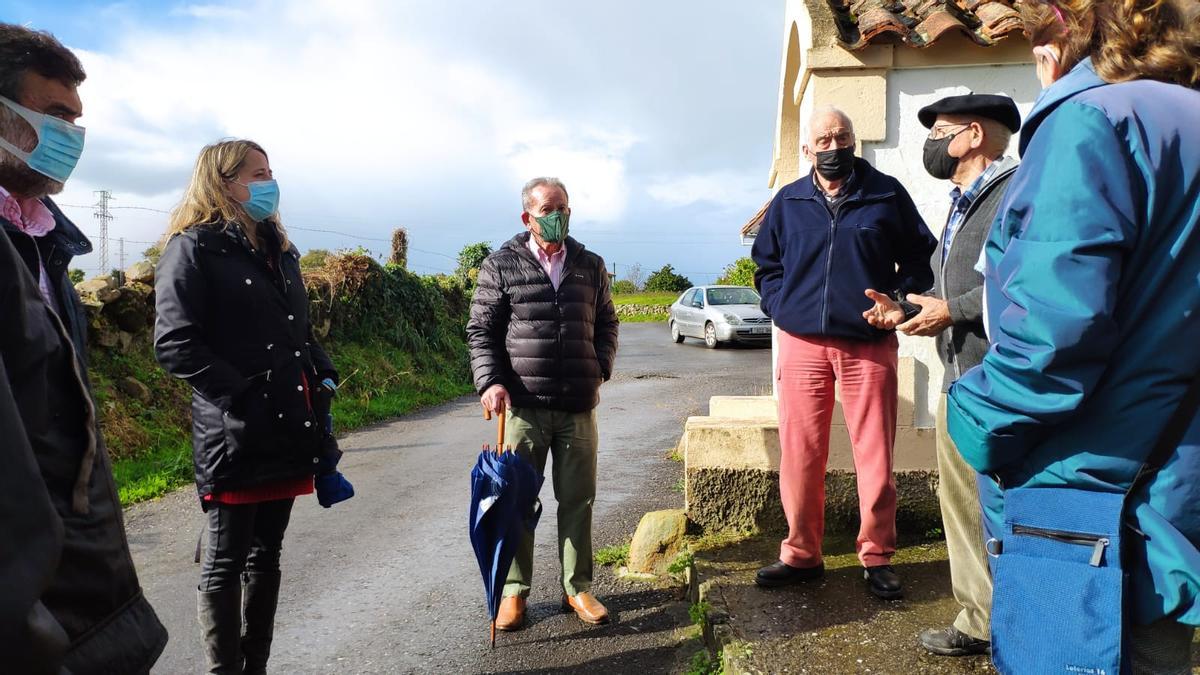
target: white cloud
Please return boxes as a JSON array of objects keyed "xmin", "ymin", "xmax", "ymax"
[
  {"xmin": 170, "ymin": 4, "xmax": 250, "ymax": 20},
  {"xmin": 645, "ymin": 170, "xmax": 769, "ymax": 211},
  {"xmin": 501, "ymin": 124, "xmax": 638, "ymax": 222},
  {"xmin": 65, "ymin": 0, "xmax": 641, "ymax": 224}
]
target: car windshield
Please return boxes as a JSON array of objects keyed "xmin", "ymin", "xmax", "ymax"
[{"xmin": 706, "ymin": 288, "xmax": 760, "ymax": 306}]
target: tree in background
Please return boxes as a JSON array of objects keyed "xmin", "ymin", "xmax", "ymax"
[
  {"xmin": 456, "ymin": 241, "xmax": 493, "ymax": 283},
  {"xmin": 389, "ymin": 228, "xmax": 408, "ymax": 269},
  {"xmin": 300, "ymin": 249, "xmax": 332, "ymax": 270},
  {"xmin": 142, "ymin": 245, "xmax": 162, "ymax": 266},
  {"xmin": 68, "ymin": 268, "xmax": 85, "ymax": 284},
  {"xmin": 716, "ymin": 256, "xmax": 757, "ymax": 287},
  {"xmin": 644, "ymin": 264, "xmax": 692, "ymax": 293},
  {"xmin": 623, "ymin": 262, "xmax": 644, "ymax": 291},
  {"xmin": 612, "ymin": 279, "xmax": 637, "ymax": 294}
]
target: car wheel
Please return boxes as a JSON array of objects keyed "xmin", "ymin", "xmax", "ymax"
[
  {"xmin": 670, "ymin": 321, "xmax": 685, "ymax": 344},
  {"xmin": 704, "ymin": 322, "xmax": 719, "ymax": 349}
]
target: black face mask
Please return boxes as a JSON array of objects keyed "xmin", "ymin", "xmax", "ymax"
[
  {"xmin": 922, "ymin": 130, "xmax": 965, "ymax": 180},
  {"xmin": 814, "ymin": 146, "xmax": 855, "ymax": 181}
]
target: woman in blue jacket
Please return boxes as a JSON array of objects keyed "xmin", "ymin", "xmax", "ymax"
[{"xmin": 946, "ymin": 1, "xmax": 1200, "ymax": 671}]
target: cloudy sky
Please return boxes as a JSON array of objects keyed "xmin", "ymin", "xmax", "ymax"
[{"xmin": 3, "ymin": 1, "xmax": 784, "ymax": 282}]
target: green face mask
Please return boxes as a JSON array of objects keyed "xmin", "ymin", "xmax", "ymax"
[{"xmin": 533, "ymin": 210, "xmax": 570, "ymax": 243}]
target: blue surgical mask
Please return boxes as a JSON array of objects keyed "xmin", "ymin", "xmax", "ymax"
[
  {"xmin": 233, "ymin": 179, "xmax": 280, "ymax": 221},
  {"xmin": 0, "ymin": 94, "xmax": 86, "ymax": 184}
]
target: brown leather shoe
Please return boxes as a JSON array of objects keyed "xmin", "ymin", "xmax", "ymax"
[
  {"xmin": 561, "ymin": 592, "xmax": 610, "ymax": 625},
  {"xmin": 495, "ymin": 596, "xmax": 526, "ymax": 631}
]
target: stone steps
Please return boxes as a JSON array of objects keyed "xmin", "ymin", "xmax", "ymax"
[{"xmin": 682, "ymin": 357, "xmax": 940, "ymax": 536}]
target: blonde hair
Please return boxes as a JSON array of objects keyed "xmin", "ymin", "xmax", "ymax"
[
  {"xmin": 163, "ymin": 139, "xmax": 289, "ymax": 248},
  {"xmin": 1022, "ymin": 0, "xmax": 1200, "ymax": 87}
]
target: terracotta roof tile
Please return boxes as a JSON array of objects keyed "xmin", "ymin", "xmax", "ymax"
[
  {"xmin": 740, "ymin": 200, "xmax": 770, "ymax": 238},
  {"xmin": 827, "ymin": 0, "xmax": 1027, "ymax": 50}
]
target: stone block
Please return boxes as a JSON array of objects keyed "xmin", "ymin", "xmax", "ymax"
[
  {"xmin": 77, "ymin": 276, "xmax": 116, "ymax": 294},
  {"xmin": 125, "ymin": 260, "xmax": 155, "ymax": 284},
  {"xmin": 117, "ymin": 376, "xmax": 151, "ymax": 402},
  {"xmin": 627, "ymin": 508, "xmax": 688, "ymax": 575},
  {"xmin": 708, "ymin": 396, "xmax": 777, "ymax": 419},
  {"xmin": 709, "ymin": 356, "xmax": 922, "ymax": 427},
  {"xmin": 683, "ymin": 413, "xmax": 938, "ymax": 537}
]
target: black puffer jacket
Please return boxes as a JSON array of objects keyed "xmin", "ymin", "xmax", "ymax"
[
  {"xmin": 154, "ymin": 222, "xmax": 338, "ymax": 499},
  {"xmin": 467, "ymin": 233, "xmax": 619, "ymax": 413},
  {"xmin": 0, "ymin": 206, "xmax": 167, "ymax": 674}
]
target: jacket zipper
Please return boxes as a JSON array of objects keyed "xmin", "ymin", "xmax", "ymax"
[
  {"xmin": 1011, "ymin": 525, "xmax": 1111, "ymax": 566},
  {"xmin": 820, "ymin": 200, "xmax": 842, "ymax": 334}
]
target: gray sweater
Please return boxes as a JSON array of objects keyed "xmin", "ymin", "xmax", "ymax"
[{"xmin": 933, "ymin": 157, "xmax": 1018, "ymax": 391}]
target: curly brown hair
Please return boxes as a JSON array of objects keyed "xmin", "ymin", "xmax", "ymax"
[{"xmin": 1021, "ymin": 0, "xmax": 1200, "ymax": 87}]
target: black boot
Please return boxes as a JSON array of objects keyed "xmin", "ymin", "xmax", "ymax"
[
  {"xmin": 241, "ymin": 571, "xmax": 282, "ymax": 675},
  {"xmin": 198, "ymin": 588, "xmax": 244, "ymax": 675}
]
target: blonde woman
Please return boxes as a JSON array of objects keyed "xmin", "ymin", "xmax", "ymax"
[{"xmin": 154, "ymin": 139, "xmax": 338, "ymax": 674}]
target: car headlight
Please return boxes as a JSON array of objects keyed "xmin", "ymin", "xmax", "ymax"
[{"xmin": 722, "ymin": 313, "xmax": 742, "ymax": 325}]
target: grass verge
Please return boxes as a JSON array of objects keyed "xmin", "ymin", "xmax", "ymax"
[
  {"xmin": 613, "ymin": 291, "xmax": 676, "ymax": 323},
  {"xmin": 613, "ymin": 291, "xmax": 679, "ymax": 306},
  {"xmin": 100, "ymin": 338, "xmax": 471, "ymax": 506}
]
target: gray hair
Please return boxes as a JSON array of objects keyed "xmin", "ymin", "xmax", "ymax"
[
  {"xmin": 978, "ymin": 118, "xmax": 1014, "ymax": 157},
  {"xmin": 521, "ymin": 177, "xmax": 569, "ymax": 212},
  {"xmin": 803, "ymin": 105, "xmax": 855, "ymax": 145}
]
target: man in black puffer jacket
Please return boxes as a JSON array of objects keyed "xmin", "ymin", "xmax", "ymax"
[{"xmin": 468, "ymin": 176, "xmax": 619, "ymax": 631}]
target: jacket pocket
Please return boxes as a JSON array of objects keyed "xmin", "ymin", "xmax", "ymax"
[{"xmin": 222, "ymin": 374, "xmax": 276, "ymax": 454}]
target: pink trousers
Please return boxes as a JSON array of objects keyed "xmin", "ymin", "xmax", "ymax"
[{"xmin": 776, "ymin": 331, "xmax": 898, "ymax": 568}]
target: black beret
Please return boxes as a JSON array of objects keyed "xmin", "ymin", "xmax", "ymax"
[{"xmin": 918, "ymin": 94, "xmax": 1021, "ymax": 132}]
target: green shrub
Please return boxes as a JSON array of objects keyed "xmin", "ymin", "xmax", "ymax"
[
  {"xmin": 300, "ymin": 248, "xmax": 331, "ymax": 270},
  {"xmin": 715, "ymin": 257, "xmax": 756, "ymax": 287},
  {"xmin": 455, "ymin": 241, "xmax": 493, "ymax": 283},
  {"xmin": 644, "ymin": 264, "xmax": 692, "ymax": 293},
  {"xmin": 612, "ymin": 279, "xmax": 637, "ymax": 294}
]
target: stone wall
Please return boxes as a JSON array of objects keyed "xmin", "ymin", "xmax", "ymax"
[
  {"xmin": 614, "ymin": 303, "xmax": 669, "ymax": 320},
  {"xmin": 75, "ymin": 260, "xmax": 157, "ymax": 353}
]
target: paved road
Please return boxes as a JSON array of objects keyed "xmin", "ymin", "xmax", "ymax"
[{"xmin": 126, "ymin": 323, "xmax": 770, "ymax": 674}]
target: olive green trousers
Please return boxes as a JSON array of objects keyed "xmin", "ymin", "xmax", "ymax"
[{"xmin": 502, "ymin": 406, "xmax": 598, "ymax": 598}]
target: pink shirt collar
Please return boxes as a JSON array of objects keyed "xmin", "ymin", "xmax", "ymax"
[
  {"xmin": 528, "ymin": 236, "xmax": 567, "ymax": 289},
  {"xmin": 0, "ymin": 185, "xmax": 56, "ymax": 237}
]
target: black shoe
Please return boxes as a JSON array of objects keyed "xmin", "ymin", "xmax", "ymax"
[
  {"xmin": 864, "ymin": 565, "xmax": 903, "ymax": 599},
  {"xmin": 919, "ymin": 626, "xmax": 990, "ymax": 656},
  {"xmin": 755, "ymin": 560, "xmax": 825, "ymax": 588}
]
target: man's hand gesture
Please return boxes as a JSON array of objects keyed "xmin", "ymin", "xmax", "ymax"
[{"xmin": 862, "ymin": 289, "xmax": 907, "ymax": 330}]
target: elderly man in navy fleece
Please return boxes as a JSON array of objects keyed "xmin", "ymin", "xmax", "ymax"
[{"xmin": 752, "ymin": 105, "xmax": 936, "ymax": 601}]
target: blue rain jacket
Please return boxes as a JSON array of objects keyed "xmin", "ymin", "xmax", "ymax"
[{"xmin": 947, "ymin": 59, "xmax": 1200, "ymax": 626}]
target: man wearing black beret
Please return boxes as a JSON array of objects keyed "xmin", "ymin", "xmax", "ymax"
[{"xmin": 863, "ymin": 93, "xmax": 1021, "ymax": 658}]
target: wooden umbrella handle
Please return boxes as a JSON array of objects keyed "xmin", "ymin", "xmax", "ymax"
[{"xmin": 482, "ymin": 406, "xmax": 507, "ymax": 453}]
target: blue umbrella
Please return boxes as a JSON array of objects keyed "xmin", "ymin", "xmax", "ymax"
[{"xmin": 469, "ymin": 409, "xmax": 543, "ymax": 647}]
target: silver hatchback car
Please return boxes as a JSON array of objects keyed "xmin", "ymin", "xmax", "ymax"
[{"xmin": 668, "ymin": 285, "xmax": 772, "ymax": 348}]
